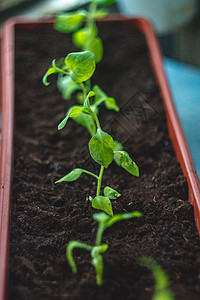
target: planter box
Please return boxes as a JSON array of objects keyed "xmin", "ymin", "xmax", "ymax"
[{"xmin": 0, "ymin": 16, "xmax": 200, "ymax": 300}]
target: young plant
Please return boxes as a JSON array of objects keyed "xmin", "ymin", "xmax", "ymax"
[
  {"xmin": 67, "ymin": 211, "xmax": 142, "ymax": 285},
  {"xmin": 140, "ymin": 257, "xmax": 174, "ymax": 300},
  {"xmin": 43, "ymin": 50, "xmax": 119, "ymax": 136},
  {"xmin": 55, "ymin": 90, "xmax": 139, "ymax": 216},
  {"xmin": 54, "ymin": 0, "xmax": 117, "ymax": 63}
]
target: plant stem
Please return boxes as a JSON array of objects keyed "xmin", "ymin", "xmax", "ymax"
[
  {"xmin": 80, "ymin": 82, "xmax": 87, "ymax": 99},
  {"xmin": 83, "ymin": 169, "xmax": 99, "ymax": 180},
  {"xmin": 96, "ymin": 165, "xmax": 104, "ymax": 196},
  {"xmin": 93, "ymin": 113, "xmax": 101, "ymax": 129},
  {"xmin": 95, "ymin": 223, "xmax": 104, "ymax": 246}
]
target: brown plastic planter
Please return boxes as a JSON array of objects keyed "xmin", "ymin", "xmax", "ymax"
[{"xmin": 0, "ymin": 15, "xmax": 200, "ymax": 300}]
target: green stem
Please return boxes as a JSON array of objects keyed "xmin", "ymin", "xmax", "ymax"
[
  {"xmin": 96, "ymin": 165, "xmax": 104, "ymax": 196},
  {"xmin": 85, "ymin": 0, "xmax": 97, "ymax": 48},
  {"xmin": 67, "ymin": 241, "xmax": 93, "ymax": 273},
  {"xmin": 80, "ymin": 82, "xmax": 87, "ymax": 99},
  {"xmin": 95, "ymin": 223, "xmax": 104, "ymax": 246},
  {"xmin": 83, "ymin": 169, "xmax": 99, "ymax": 180},
  {"xmin": 93, "ymin": 112, "xmax": 101, "ymax": 129}
]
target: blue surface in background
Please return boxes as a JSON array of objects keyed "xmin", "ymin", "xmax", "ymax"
[{"xmin": 164, "ymin": 58, "xmax": 200, "ymax": 179}]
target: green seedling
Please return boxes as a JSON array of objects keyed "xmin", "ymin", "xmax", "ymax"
[
  {"xmin": 67, "ymin": 211, "xmax": 142, "ymax": 285},
  {"xmin": 53, "ymin": 0, "xmax": 120, "ymax": 120},
  {"xmin": 140, "ymin": 257, "xmax": 174, "ymax": 300},
  {"xmin": 54, "ymin": 0, "xmax": 117, "ymax": 63},
  {"xmin": 55, "ymin": 91, "xmax": 139, "ymax": 216},
  {"xmin": 43, "ymin": 50, "xmax": 119, "ymax": 135}
]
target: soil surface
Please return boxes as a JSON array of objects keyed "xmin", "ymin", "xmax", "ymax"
[{"xmin": 8, "ymin": 21, "xmax": 200, "ymax": 300}]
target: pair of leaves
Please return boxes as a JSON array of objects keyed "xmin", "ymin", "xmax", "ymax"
[
  {"xmin": 92, "ymin": 186, "xmax": 121, "ymax": 216},
  {"xmin": 93, "ymin": 211, "xmax": 142, "ymax": 230},
  {"xmin": 43, "ymin": 51, "xmax": 96, "ymax": 86},
  {"xmin": 93, "ymin": 85, "xmax": 119, "ymax": 112},
  {"xmin": 54, "ymin": 8, "xmax": 109, "ymax": 34},
  {"xmin": 58, "ymin": 91, "xmax": 95, "ymax": 130}
]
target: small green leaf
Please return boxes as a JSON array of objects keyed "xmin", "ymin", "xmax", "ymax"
[
  {"xmin": 42, "ymin": 67, "xmax": 58, "ymax": 86},
  {"xmin": 106, "ymin": 211, "xmax": 142, "ymax": 228},
  {"xmin": 94, "ymin": 8, "xmax": 109, "ymax": 18},
  {"xmin": 96, "ymin": 0, "xmax": 117, "ymax": 6},
  {"xmin": 87, "ymin": 37, "xmax": 103, "ymax": 63},
  {"xmin": 55, "ymin": 168, "xmax": 84, "ymax": 183},
  {"xmin": 115, "ymin": 151, "xmax": 139, "ymax": 176},
  {"xmin": 55, "ymin": 168, "xmax": 98, "ymax": 183},
  {"xmin": 72, "ymin": 26, "xmax": 98, "ymax": 49},
  {"xmin": 93, "ymin": 212, "xmax": 110, "ymax": 223},
  {"xmin": 92, "ymin": 196, "xmax": 113, "ymax": 216},
  {"xmin": 99, "ymin": 244, "xmax": 109, "ymax": 253},
  {"xmin": 57, "ymin": 76, "xmax": 81, "ymax": 100},
  {"xmin": 72, "ymin": 114, "xmax": 96, "ymax": 136},
  {"xmin": 104, "ymin": 186, "xmax": 121, "ymax": 199},
  {"xmin": 58, "ymin": 106, "xmax": 92, "ymax": 130},
  {"xmin": 65, "ymin": 51, "xmax": 96, "ymax": 83},
  {"xmin": 89, "ymin": 128, "xmax": 114, "ymax": 168},
  {"xmin": 93, "ymin": 85, "xmax": 119, "ymax": 111},
  {"xmin": 54, "ymin": 10, "xmax": 87, "ymax": 33}
]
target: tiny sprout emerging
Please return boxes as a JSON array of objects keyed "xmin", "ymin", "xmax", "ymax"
[
  {"xmin": 140, "ymin": 257, "xmax": 174, "ymax": 300},
  {"xmin": 56, "ymin": 92, "xmax": 139, "ymax": 216},
  {"xmin": 67, "ymin": 211, "xmax": 142, "ymax": 285}
]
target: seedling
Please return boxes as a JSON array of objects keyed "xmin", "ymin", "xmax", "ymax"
[
  {"xmin": 43, "ymin": 50, "xmax": 119, "ymax": 136},
  {"xmin": 140, "ymin": 257, "xmax": 174, "ymax": 300},
  {"xmin": 54, "ymin": 0, "xmax": 117, "ymax": 63},
  {"xmin": 67, "ymin": 211, "xmax": 142, "ymax": 285},
  {"xmin": 55, "ymin": 89, "xmax": 139, "ymax": 216}
]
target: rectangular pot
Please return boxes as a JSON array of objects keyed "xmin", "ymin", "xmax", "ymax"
[{"xmin": 0, "ymin": 15, "xmax": 200, "ymax": 300}]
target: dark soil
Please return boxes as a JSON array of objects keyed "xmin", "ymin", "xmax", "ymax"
[{"xmin": 8, "ymin": 21, "xmax": 200, "ymax": 300}]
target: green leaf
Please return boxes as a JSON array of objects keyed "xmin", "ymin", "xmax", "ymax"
[
  {"xmin": 94, "ymin": 8, "xmax": 109, "ymax": 18},
  {"xmin": 65, "ymin": 51, "xmax": 96, "ymax": 83},
  {"xmin": 55, "ymin": 168, "xmax": 98, "ymax": 183},
  {"xmin": 113, "ymin": 141, "xmax": 123, "ymax": 166},
  {"xmin": 93, "ymin": 85, "xmax": 119, "ymax": 111},
  {"xmin": 93, "ymin": 212, "xmax": 110, "ymax": 223},
  {"xmin": 96, "ymin": 0, "xmax": 117, "ymax": 7},
  {"xmin": 104, "ymin": 186, "xmax": 121, "ymax": 199},
  {"xmin": 58, "ymin": 106, "xmax": 92, "ymax": 130},
  {"xmin": 106, "ymin": 211, "xmax": 142, "ymax": 228},
  {"xmin": 115, "ymin": 151, "xmax": 139, "ymax": 176},
  {"xmin": 92, "ymin": 196, "xmax": 113, "ymax": 216},
  {"xmin": 72, "ymin": 26, "xmax": 98, "ymax": 49},
  {"xmin": 89, "ymin": 128, "xmax": 114, "ymax": 168},
  {"xmin": 57, "ymin": 76, "xmax": 81, "ymax": 100},
  {"xmin": 87, "ymin": 37, "xmax": 103, "ymax": 63},
  {"xmin": 72, "ymin": 114, "xmax": 96, "ymax": 136},
  {"xmin": 42, "ymin": 66, "xmax": 58, "ymax": 86},
  {"xmin": 54, "ymin": 10, "xmax": 87, "ymax": 33}
]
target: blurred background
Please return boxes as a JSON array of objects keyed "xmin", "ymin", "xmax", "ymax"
[{"xmin": 0, "ymin": 0, "xmax": 200, "ymax": 178}]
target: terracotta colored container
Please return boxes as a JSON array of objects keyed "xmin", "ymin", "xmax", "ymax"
[{"xmin": 0, "ymin": 16, "xmax": 200, "ymax": 300}]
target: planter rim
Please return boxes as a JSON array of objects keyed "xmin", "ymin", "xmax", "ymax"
[{"xmin": 0, "ymin": 15, "xmax": 200, "ymax": 300}]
